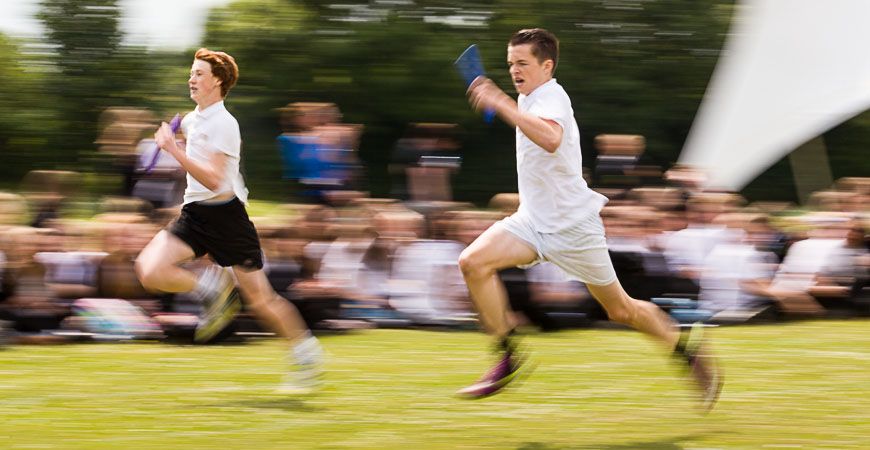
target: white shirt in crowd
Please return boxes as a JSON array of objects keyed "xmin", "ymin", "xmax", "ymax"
[
  {"xmin": 663, "ymin": 225, "xmax": 735, "ymax": 275},
  {"xmin": 771, "ymin": 238, "xmax": 853, "ymax": 292},
  {"xmin": 700, "ymin": 243, "xmax": 777, "ymax": 312}
]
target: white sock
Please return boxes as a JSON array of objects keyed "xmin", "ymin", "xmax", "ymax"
[
  {"xmin": 192, "ymin": 266, "xmax": 222, "ymax": 302},
  {"xmin": 292, "ymin": 332, "xmax": 322, "ymax": 366}
]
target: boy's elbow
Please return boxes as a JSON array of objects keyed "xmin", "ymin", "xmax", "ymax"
[
  {"xmin": 543, "ymin": 128, "xmax": 562, "ymax": 153},
  {"xmin": 203, "ymin": 176, "xmax": 222, "ymax": 191},
  {"xmin": 543, "ymin": 138, "xmax": 560, "ymax": 153}
]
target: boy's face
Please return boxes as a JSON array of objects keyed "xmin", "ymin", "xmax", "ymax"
[
  {"xmin": 507, "ymin": 43, "xmax": 553, "ymax": 96},
  {"xmin": 189, "ymin": 59, "xmax": 222, "ymax": 105}
]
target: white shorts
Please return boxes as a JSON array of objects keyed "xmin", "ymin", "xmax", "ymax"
[{"xmin": 495, "ymin": 211, "xmax": 617, "ymax": 286}]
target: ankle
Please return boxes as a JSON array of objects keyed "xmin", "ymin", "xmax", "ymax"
[
  {"xmin": 496, "ymin": 329, "xmax": 517, "ymax": 354},
  {"xmin": 193, "ymin": 266, "xmax": 226, "ymax": 301},
  {"xmin": 674, "ymin": 324, "xmax": 702, "ymax": 359},
  {"xmin": 292, "ymin": 332, "xmax": 322, "ymax": 365}
]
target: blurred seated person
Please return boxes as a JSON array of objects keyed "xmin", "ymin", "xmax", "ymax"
[
  {"xmin": 32, "ymin": 226, "xmax": 106, "ymax": 300},
  {"xmin": 96, "ymin": 107, "xmax": 158, "ymax": 196},
  {"xmin": 698, "ymin": 213, "xmax": 780, "ymax": 321},
  {"xmin": 747, "ymin": 217, "xmax": 866, "ymax": 317},
  {"xmin": 521, "ymin": 261, "xmax": 596, "ymax": 330},
  {"xmin": 97, "ymin": 217, "xmax": 163, "ymax": 314},
  {"xmin": 20, "ymin": 170, "xmax": 81, "ymax": 229},
  {"xmin": 293, "ymin": 205, "xmax": 339, "ymax": 279},
  {"xmin": 289, "ymin": 209, "xmax": 380, "ymax": 325},
  {"xmin": 803, "ymin": 219, "xmax": 867, "ymax": 309},
  {"xmin": 0, "ymin": 227, "xmax": 69, "ymax": 332},
  {"xmin": 663, "ymin": 192, "xmax": 742, "ymax": 286},
  {"xmin": 602, "ymin": 205, "xmax": 685, "ymax": 300},
  {"xmin": 387, "ymin": 209, "xmax": 468, "ymax": 325},
  {"xmin": 387, "ymin": 210, "xmax": 504, "ymax": 326},
  {"xmin": 257, "ymin": 220, "xmax": 308, "ymax": 299}
]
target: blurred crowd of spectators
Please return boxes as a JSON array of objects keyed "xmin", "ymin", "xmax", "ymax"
[{"xmin": 0, "ymin": 117, "xmax": 866, "ymax": 345}]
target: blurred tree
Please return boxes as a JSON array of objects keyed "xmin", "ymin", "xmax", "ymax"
[
  {"xmin": 0, "ymin": 34, "xmax": 56, "ymax": 188},
  {"xmin": 200, "ymin": 0, "xmax": 735, "ymax": 202},
  {"xmin": 37, "ymin": 0, "xmax": 131, "ymax": 169}
]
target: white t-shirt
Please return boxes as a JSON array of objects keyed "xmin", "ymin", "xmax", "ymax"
[
  {"xmin": 700, "ymin": 243, "xmax": 777, "ymax": 312},
  {"xmin": 515, "ymin": 78, "xmax": 608, "ymax": 233},
  {"xmin": 388, "ymin": 239, "xmax": 469, "ymax": 320},
  {"xmin": 770, "ymin": 238, "xmax": 850, "ymax": 292},
  {"xmin": 663, "ymin": 225, "xmax": 735, "ymax": 274},
  {"xmin": 180, "ymin": 101, "xmax": 249, "ymax": 204}
]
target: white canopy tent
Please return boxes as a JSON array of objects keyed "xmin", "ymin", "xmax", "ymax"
[{"xmin": 678, "ymin": 0, "xmax": 870, "ymax": 191}]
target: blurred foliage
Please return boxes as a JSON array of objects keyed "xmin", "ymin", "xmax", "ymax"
[
  {"xmin": 37, "ymin": 0, "xmax": 126, "ymax": 167},
  {"xmin": 0, "ymin": 0, "xmax": 867, "ymax": 203}
]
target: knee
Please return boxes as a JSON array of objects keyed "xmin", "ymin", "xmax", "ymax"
[
  {"xmin": 134, "ymin": 257, "xmax": 159, "ymax": 291},
  {"xmin": 458, "ymin": 249, "xmax": 491, "ymax": 280}
]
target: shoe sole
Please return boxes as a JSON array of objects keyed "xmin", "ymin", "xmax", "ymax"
[
  {"xmin": 677, "ymin": 322, "xmax": 725, "ymax": 412},
  {"xmin": 697, "ymin": 357, "xmax": 724, "ymax": 413}
]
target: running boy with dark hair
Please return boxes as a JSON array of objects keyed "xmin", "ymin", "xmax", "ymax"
[{"xmin": 456, "ymin": 29, "xmax": 722, "ymax": 411}]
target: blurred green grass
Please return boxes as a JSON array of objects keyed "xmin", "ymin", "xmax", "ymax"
[{"xmin": 1, "ymin": 320, "xmax": 868, "ymax": 449}]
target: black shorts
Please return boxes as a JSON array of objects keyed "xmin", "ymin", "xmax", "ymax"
[{"xmin": 168, "ymin": 197, "xmax": 264, "ymax": 270}]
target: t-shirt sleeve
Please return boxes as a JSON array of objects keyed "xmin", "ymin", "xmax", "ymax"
[
  {"xmin": 211, "ymin": 118, "xmax": 242, "ymax": 158},
  {"xmin": 525, "ymin": 88, "xmax": 570, "ymax": 131},
  {"xmin": 180, "ymin": 112, "xmax": 193, "ymax": 137}
]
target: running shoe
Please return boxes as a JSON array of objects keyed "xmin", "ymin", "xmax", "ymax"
[
  {"xmin": 194, "ymin": 267, "xmax": 242, "ymax": 344},
  {"xmin": 456, "ymin": 345, "xmax": 530, "ymax": 399},
  {"xmin": 676, "ymin": 323, "xmax": 724, "ymax": 412},
  {"xmin": 276, "ymin": 336, "xmax": 324, "ymax": 394}
]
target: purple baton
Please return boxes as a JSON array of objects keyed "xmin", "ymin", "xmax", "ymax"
[{"xmin": 145, "ymin": 113, "xmax": 182, "ymax": 173}]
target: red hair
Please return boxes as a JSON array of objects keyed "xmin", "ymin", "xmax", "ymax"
[{"xmin": 194, "ymin": 48, "xmax": 239, "ymax": 97}]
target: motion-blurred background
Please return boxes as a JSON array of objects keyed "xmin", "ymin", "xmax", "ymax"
[{"xmin": 0, "ymin": 0, "xmax": 865, "ymax": 205}]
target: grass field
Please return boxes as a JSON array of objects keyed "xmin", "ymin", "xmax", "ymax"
[{"xmin": 1, "ymin": 320, "xmax": 868, "ymax": 449}]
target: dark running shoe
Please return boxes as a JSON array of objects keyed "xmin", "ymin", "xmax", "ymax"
[
  {"xmin": 194, "ymin": 267, "xmax": 242, "ymax": 344},
  {"xmin": 677, "ymin": 323, "xmax": 724, "ymax": 413},
  {"xmin": 456, "ymin": 346, "xmax": 530, "ymax": 399}
]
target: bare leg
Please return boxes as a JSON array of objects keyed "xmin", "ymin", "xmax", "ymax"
[
  {"xmin": 135, "ymin": 230, "xmax": 197, "ymax": 293},
  {"xmin": 458, "ymin": 225, "xmax": 538, "ymax": 338},
  {"xmin": 234, "ymin": 266, "xmax": 323, "ymax": 393},
  {"xmin": 233, "ymin": 267, "xmax": 309, "ymax": 343},
  {"xmin": 455, "ymin": 225, "xmax": 540, "ymax": 397},
  {"xmin": 586, "ymin": 279, "xmax": 679, "ymax": 349}
]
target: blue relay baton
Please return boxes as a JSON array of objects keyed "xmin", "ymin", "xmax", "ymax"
[{"xmin": 454, "ymin": 44, "xmax": 496, "ymax": 123}]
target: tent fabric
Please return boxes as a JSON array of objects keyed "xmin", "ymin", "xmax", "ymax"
[{"xmin": 679, "ymin": 0, "xmax": 870, "ymax": 191}]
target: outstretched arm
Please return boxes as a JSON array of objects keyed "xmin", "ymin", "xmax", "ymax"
[{"xmin": 467, "ymin": 77, "xmax": 563, "ymax": 153}]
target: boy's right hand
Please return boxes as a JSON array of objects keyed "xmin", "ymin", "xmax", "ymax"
[{"xmin": 155, "ymin": 122, "xmax": 178, "ymax": 154}]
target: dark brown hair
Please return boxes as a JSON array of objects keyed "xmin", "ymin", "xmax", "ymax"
[{"xmin": 509, "ymin": 28, "xmax": 559, "ymax": 74}]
